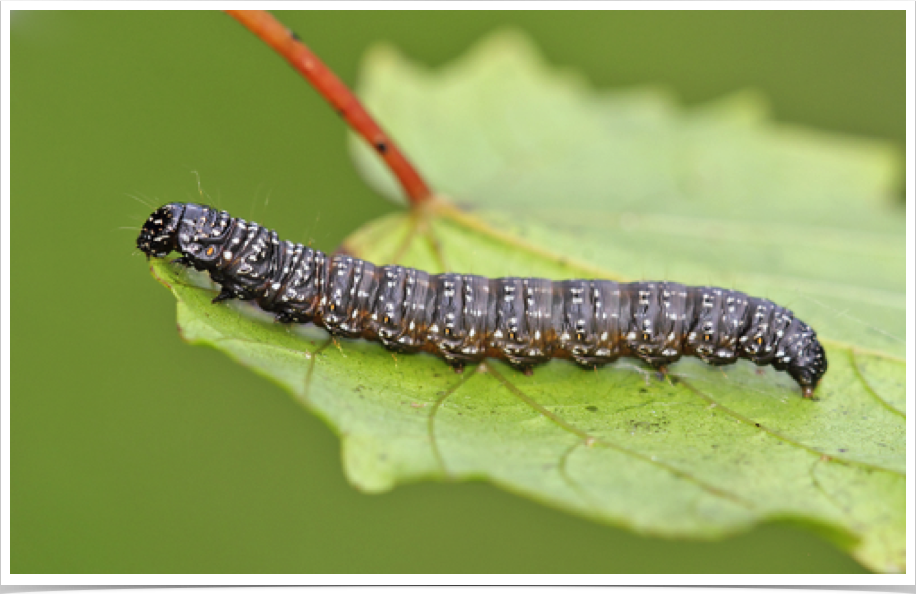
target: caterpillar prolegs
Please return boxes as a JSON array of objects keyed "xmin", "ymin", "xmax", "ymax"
[{"xmin": 137, "ymin": 202, "xmax": 828, "ymax": 397}]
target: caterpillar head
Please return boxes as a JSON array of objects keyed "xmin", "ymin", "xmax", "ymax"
[{"xmin": 137, "ymin": 203, "xmax": 186, "ymax": 258}]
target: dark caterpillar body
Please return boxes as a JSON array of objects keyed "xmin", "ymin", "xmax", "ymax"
[{"xmin": 137, "ymin": 203, "xmax": 828, "ymax": 397}]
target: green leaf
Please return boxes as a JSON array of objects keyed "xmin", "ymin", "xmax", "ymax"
[{"xmin": 148, "ymin": 30, "xmax": 905, "ymax": 572}]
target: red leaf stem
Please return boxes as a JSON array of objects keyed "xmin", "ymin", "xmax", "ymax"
[{"xmin": 225, "ymin": 10, "xmax": 434, "ymax": 206}]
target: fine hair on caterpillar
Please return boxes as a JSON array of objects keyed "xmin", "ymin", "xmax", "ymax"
[{"xmin": 137, "ymin": 202, "xmax": 828, "ymax": 398}]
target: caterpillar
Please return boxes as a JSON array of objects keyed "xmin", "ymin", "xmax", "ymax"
[{"xmin": 137, "ymin": 202, "xmax": 828, "ymax": 397}]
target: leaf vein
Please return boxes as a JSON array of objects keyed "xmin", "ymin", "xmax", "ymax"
[
  {"xmin": 427, "ymin": 366, "xmax": 478, "ymax": 478},
  {"xmin": 673, "ymin": 375, "xmax": 904, "ymax": 477},
  {"xmin": 488, "ymin": 365, "xmax": 753, "ymax": 509}
]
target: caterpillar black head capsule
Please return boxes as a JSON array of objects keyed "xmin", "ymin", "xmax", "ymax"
[{"xmin": 136, "ymin": 202, "xmax": 187, "ymax": 259}]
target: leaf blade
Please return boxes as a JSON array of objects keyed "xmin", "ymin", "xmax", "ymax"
[{"xmin": 148, "ymin": 29, "xmax": 904, "ymax": 573}]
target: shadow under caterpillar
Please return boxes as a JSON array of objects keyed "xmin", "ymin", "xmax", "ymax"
[{"xmin": 137, "ymin": 202, "xmax": 828, "ymax": 397}]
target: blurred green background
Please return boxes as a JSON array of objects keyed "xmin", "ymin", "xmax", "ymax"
[{"xmin": 11, "ymin": 11, "xmax": 904, "ymax": 573}]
